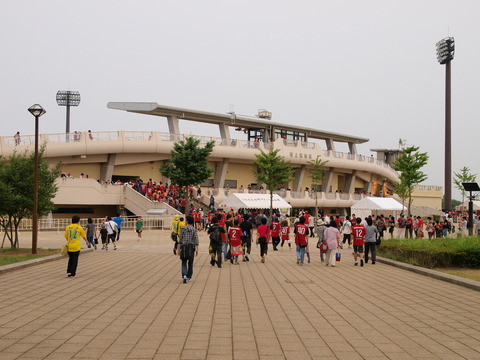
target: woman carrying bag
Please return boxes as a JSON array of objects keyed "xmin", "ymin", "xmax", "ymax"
[{"xmin": 323, "ymin": 220, "xmax": 341, "ymax": 267}]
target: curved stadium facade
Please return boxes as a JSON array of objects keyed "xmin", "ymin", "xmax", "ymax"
[{"xmin": 0, "ymin": 103, "xmax": 441, "ymax": 219}]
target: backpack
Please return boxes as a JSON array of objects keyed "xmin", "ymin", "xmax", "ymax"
[
  {"xmin": 209, "ymin": 226, "xmax": 222, "ymax": 244},
  {"xmin": 180, "ymin": 243, "xmax": 195, "ymax": 260},
  {"xmin": 400, "ymin": 218, "xmax": 406, "ymax": 227}
]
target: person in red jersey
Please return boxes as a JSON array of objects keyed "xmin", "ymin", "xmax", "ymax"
[
  {"xmin": 351, "ymin": 217, "xmax": 366, "ymax": 267},
  {"xmin": 228, "ymin": 219, "xmax": 243, "ymax": 265},
  {"xmin": 294, "ymin": 216, "xmax": 309, "ymax": 265},
  {"xmin": 270, "ymin": 215, "xmax": 281, "ymax": 251},
  {"xmin": 280, "ymin": 220, "xmax": 291, "ymax": 250},
  {"xmin": 256, "ymin": 217, "xmax": 270, "ymax": 263}
]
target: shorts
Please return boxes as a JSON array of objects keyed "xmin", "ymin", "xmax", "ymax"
[
  {"xmin": 353, "ymin": 245, "xmax": 364, "ymax": 253},
  {"xmin": 136, "ymin": 229, "xmax": 142, "ymax": 233}
]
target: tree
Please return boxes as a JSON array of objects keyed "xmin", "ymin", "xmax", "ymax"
[
  {"xmin": 0, "ymin": 147, "xmax": 60, "ymax": 249},
  {"xmin": 391, "ymin": 146, "xmax": 429, "ymax": 216},
  {"xmin": 160, "ymin": 136, "xmax": 215, "ymax": 201},
  {"xmin": 453, "ymin": 166, "xmax": 477, "ymax": 213},
  {"xmin": 307, "ymin": 155, "xmax": 328, "ymax": 217},
  {"xmin": 252, "ymin": 149, "xmax": 294, "ymax": 223},
  {"xmin": 394, "ymin": 181, "xmax": 409, "ymax": 213}
]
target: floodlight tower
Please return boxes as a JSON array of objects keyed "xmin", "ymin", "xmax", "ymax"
[
  {"xmin": 436, "ymin": 37, "xmax": 455, "ymax": 213},
  {"xmin": 56, "ymin": 90, "xmax": 81, "ymax": 134}
]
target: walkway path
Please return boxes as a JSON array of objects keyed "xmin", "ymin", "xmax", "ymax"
[{"xmin": 0, "ymin": 230, "xmax": 479, "ymax": 359}]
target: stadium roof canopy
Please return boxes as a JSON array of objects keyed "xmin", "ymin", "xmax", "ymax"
[{"xmin": 108, "ymin": 102, "xmax": 369, "ymax": 145}]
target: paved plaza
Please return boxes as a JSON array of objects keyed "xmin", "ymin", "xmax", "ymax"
[{"xmin": 0, "ymin": 229, "xmax": 479, "ymax": 360}]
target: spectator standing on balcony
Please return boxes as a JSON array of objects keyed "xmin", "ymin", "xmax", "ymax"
[
  {"xmin": 113, "ymin": 214, "xmax": 124, "ymax": 241},
  {"xmin": 14, "ymin": 132, "xmax": 21, "ymax": 145},
  {"xmin": 88, "ymin": 130, "xmax": 93, "ymax": 140}
]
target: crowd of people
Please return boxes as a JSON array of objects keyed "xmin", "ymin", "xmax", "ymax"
[{"xmin": 62, "ymin": 205, "xmax": 477, "ymax": 282}]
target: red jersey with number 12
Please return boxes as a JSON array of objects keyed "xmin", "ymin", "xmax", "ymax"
[{"xmin": 351, "ymin": 224, "xmax": 366, "ymax": 246}]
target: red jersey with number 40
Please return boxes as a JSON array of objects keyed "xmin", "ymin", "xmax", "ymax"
[
  {"xmin": 281, "ymin": 226, "xmax": 290, "ymax": 240},
  {"xmin": 351, "ymin": 224, "xmax": 366, "ymax": 246},
  {"xmin": 295, "ymin": 224, "xmax": 308, "ymax": 246}
]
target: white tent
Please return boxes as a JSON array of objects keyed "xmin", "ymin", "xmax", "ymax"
[
  {"xmin": 351, "ymin": 197, "xmax": 405, "ymax": 219},
  {"xmin": 219, "ymin": 193, "xmax": 292, "ymax": 211}
]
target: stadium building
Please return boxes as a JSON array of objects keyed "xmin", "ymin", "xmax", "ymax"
[{"xmin": 0, "ymin": 102, "xmax": 442, "ymax": 219}]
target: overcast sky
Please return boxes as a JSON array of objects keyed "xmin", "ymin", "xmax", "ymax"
[{"xmin": 1, "ymin": 1, "xmax": 478, "ymax": 200}]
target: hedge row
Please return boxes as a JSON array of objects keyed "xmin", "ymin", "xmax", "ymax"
[{"xmin": 377, "ymin": 237, "xmax": 480, "ymax": 269}]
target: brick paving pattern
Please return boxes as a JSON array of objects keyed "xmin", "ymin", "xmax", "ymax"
[{"xmin": 0, "ymin": 230, "xmax": 479, "ymax": 359}]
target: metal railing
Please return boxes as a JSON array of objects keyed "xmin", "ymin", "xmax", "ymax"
[{"xmin": 8, "ymin": 215, "xmax": 175, "ymax": 233}]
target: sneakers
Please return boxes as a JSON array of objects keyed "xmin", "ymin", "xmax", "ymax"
[
  {"xmin": 360, "ymin": 259, "xmax": 364, "ymax": 267},
  {"xmin": 354, "ymin": 262, "xmax": 358, "ymax": 266},
  {"xmin": 67, "ymin": 274, "xmax": 76, "ymax": 278},
  {"xmin": 245, "ymin": 255, "xmax": 249, "ymax": 262},
  {"xmin": 183, "ymin": 276, "xmax": 187, "ymax": 284},
  {"xmin": 210, "ymin": 259, "xmax": 216, "ymax": 266},
  {"xmin": 242, "ymin": 258, "xmax": 247, "ymax": 262},
  {"xmin": 296, "ymin": 258, "xmax": 300, "ymax": 265},
  {"xmin": 372, "ymin": 261, "xmax": 376, "ymax": 265}
]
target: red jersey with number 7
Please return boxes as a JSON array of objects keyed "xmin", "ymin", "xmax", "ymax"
[{"xmin": 351, "ymin": 224, "xmax": 366, "ymax": 246}]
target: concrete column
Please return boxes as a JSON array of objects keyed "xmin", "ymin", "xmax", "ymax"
[
  {"xmin": 167, "ymin": 116, "xmax": 180, "ymax": 141},
  {"xmin": 100, "ymin": 154, "xmax": 116, "ymax": 182},
  {"xmin": 344, "ymin": 171, "xmax": 356, "ymax": 194},
  {"xmin": 214, "ymin": 159, "xmax": 229, "ymax": 188},
  {"xmin": 218, "ymin": 123, "xmax": 231, "ymax": 140},
  {"xmin": 293, "ymin": 165, "xmax": 306, "ymax": 192},
  {"xmin": 348, "ymin": 142, "xmax": 357, "ymax": 155},
  {"xmin": 322, "ymin": 168, "xmax": 334, "ymax": 193},
  {"xmin": 325, "ymin": 138, "xmax": 335, "ymax": 151}
]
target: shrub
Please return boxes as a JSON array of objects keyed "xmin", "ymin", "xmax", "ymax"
[{"xmin": 377, "ymin": 236, "xmax": 480, "ymax": 268}]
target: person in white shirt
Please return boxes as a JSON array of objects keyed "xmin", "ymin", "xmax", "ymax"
[
  {"xmin": 341, "ymin": 216, "xmax": 352, "ymax": 248},
  {"xmin": 104, "ymin": 216, "xmax": 118, "ymax": 250}
]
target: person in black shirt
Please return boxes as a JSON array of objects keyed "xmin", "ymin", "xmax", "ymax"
[{"xmin": 240, "ymin": 214, "xmax": 253, "ymax": 262}]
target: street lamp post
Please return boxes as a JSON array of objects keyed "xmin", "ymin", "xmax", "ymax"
[
  {"xmin": 28, "ymin": 104, "xmax": 46, "ymax": 255},
  {"xmin": 56, "ymin": 90, "xmax": 80, "ymax": 135},
  {"xmin": 436, "ymin": 37, "xmax": 455, "ymax": 213}
]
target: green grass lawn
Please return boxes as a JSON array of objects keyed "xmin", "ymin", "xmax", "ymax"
[{"xmin": 0, "ymin": 248, "xmax": 59, "ymax": 266}]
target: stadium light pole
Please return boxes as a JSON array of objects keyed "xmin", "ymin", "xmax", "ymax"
[
  {"xmin": 436, "ymin": 37, "xmax": 455, "ymax": 213},
  {"xmin": 56, "ymin": 90, "xmax": 81, "ymax": 135},
  {"xmin": 28, "ymin": 104, "xmax": 46, "ymax": 255}
]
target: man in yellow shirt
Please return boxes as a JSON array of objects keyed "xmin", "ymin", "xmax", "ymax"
[
  {"xmin": 171, "ymin": 214, "xmax": 186, "ymax": 255},
  {"xmin": 64, "ymin": 215, "xmax": 88, "ymax": 278}
]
